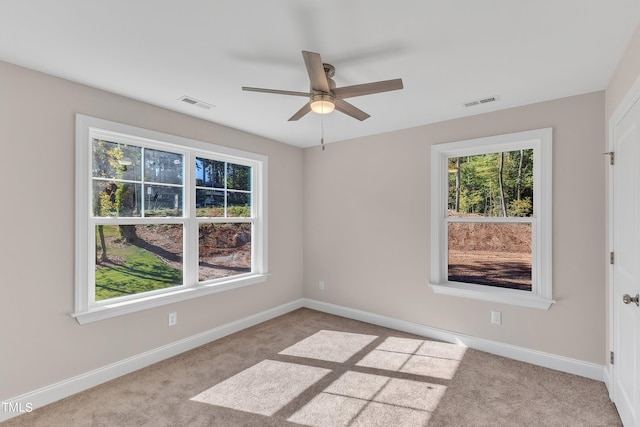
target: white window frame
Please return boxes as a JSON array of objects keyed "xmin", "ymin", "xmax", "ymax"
[
  {"xmin": 73, "ymin": 115, "xmax": 268, "ymax": 324},
  {"xmin": 430, "ymin": 128, "xmax": 554, "ymax": 310}
]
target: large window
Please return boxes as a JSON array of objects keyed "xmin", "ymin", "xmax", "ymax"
[
  {"xmin": 74, "ymin": 115, "xmax": 268, "ymax": 324},
  {"xmin": 430, "ymin": 128, "xmax": 553, "ymax": 309}
]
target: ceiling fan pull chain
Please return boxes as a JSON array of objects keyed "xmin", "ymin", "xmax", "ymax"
[{"xmin": 321, "ymin": 110, "xmax": 325, "ymax": 151}]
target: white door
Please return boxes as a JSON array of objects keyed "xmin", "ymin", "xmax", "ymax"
[{"xmin": 613, "ymin": 93, "xmax": 640, "ymax": 426}]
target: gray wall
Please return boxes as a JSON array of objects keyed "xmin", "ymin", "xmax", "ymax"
[
  {"xmin": 0, "ymin": 61, "xmax": 304, "ymax": 400},
  {"xmin": 304, "ymin": 91, "xmax": 606, "ymax": 364}
]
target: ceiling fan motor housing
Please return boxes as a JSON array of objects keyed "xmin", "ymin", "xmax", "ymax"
[
  {"xmin": 323, "ymin": 63, "xmax": 335, "ymax": 78},
  {"xmin": 310, "ymin": 65, "xmax": 336, "ymax": 113}
]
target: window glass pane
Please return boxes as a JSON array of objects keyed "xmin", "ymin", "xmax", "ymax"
[
  {"xmin": 448, "ymin": 222, "xmax": 532, "ymax": 290},
  {"xmin": 227, "ymin": 163, "xmax": 251, "ymax": 191},
  {"xmin": 94, "ymin": 224, "xmax": 183, "ymax": 301},
  {"xmin": 144, "ymin": 184, "xmax": 183, "ymax": 217},
  {"xmin": 448, "ymin": 149, "xmax": 533, "ymax": 218},
  {"xmin": 92, "ymin": 181, "xmax": 142, "ymax": 217},
  {"xmin": 199, "ymin": 223, "xmax": 251, "ymax": 281},
  {"xmin": 118, "ymin": 146, "xmax": 142, "ymax": 182},
  {"xmin": 196, "ymin": 189, "xmax": 224, "ymax": 217},
  {"xmin": 196, "ymin": 158, "xmax": 225, "ymax": 188},
  {"xmin": 145, "ymin": 149, "xmax": 183, "ymax": 185},
  {"xmin": 92, "ymin": 139, "xmax": 142, "ymax": 181},
  {"xmin": 227, "ymin": 192, "xmax": 251, "ymax": 217}
]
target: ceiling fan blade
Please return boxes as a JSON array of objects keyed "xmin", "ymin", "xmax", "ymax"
[
  {"xmin": 242, "ymin": 86, "xmax": 310, "ymax": 97},
  {"xmin": 302, "ymin": 51, "xmax": 330, "ymax": 93},
  {"xmin": 332, "ymin": 78, "xmax": 403, "ymax": 99},
  {"xmin": 288, "ymin": 103, "xmax": 312, "ymax": 121},
  {"xmin": 334, "ymin": 99, "xmax": 370, "ymax": 121}
]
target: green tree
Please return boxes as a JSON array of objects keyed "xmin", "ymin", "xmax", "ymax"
[
  {"xmin": 448, "ymin": 149, "xmax": 533, "ymax": 217},
  {"xmin": 93, "ymin": 140, "xmax": 140, "ymax": 254}
]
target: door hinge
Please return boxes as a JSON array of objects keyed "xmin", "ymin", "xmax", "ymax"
[
  {"xmin": 610, "ymin": 252, "xmax": 614, "ymax": 265},
  {"xmin": 604, "ymin": 151, "xmax": 614, "ymax": 165},
  {"xmin": 610, "ymin": 351, "xmax": 614, "ymax": 364}
]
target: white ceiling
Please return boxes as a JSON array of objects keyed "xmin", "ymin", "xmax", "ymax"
[{"xmin": 1, "ymin": 1, "xmax": 639, "ymax": 148}]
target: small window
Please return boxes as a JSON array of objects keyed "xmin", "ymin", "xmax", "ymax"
[
  {"xmin": 430, "ymin": 128, "xmax": 553, "ymax": 309},
  {"xmin": 75, "ymin": 115, "xmax": 268, "ymax": 324}
]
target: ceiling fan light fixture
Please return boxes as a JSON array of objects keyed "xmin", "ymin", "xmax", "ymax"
[{"xmin": 310, "ymin": 94, "xmax": 335, "ymax": 114}]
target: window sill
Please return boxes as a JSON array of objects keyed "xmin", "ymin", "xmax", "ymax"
[
  {"xmin": 72, "ymin": 274, "xmax": 269, "ymax": 325},
  {"xmin": 430, "ymin": 282, "xmax": 555, "ymax": 310}
]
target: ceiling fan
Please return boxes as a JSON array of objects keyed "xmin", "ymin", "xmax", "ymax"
[{"xmin": 242, "ymin": 50, "xmax": 403, "ymax": 121}]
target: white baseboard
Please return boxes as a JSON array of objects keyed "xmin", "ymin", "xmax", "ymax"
[
  {"xmin": 2, "ymin": 297, "xmax": 606, "ymax": 422},
  {"xmin": 302, "ymin": 298, "xmax": 606, "ymax": 382},
  {"xmin": 0, "ymin": 299, "xmax": 305, "ymax": 423}
]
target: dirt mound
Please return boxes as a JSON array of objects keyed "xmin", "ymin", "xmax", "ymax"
[
  {"xmin": 447, "ymin": 215, "xmax": 532, "ymax": 290},
  {"xmin": 136, "ymin": 224, "xmax": 251, "ymax": 280},
  {"xmin": 448, "ymin": 222, "xmax": 531, "ymax": 253}
]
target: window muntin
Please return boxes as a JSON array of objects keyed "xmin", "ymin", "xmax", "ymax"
[
  {"xmin": 92, "ymin": 140, "xmax": 184, "ymax": 218},
  {"xmin": 195, "ymin": 158, "xmax": 252, "ymax": 218},
  {"xmin": 430, "ymin": 128, "xmax": 553, "ymax": 309},
  {"xmin": 75, "ymin": 115, "xmax": 268, "ymax": 323}
]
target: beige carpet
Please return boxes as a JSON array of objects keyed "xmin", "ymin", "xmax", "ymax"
[{"xmin": 2, "ymin": 308, "xmax": 621, "ymax": 426}]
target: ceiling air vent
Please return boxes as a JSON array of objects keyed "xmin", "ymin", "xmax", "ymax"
[
  {"xmin": 463, "ymin": 95, "xmax": 499, "ymax": 108},
  {"xmin": 178, "ymin": 96, "xmax": 214, "ymax": 110}
]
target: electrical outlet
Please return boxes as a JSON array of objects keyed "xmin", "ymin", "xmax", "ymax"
[
  {"xmin": 168, "ymin": 312, "xmax": 177, "ymax": 326},
  {"xmin": 491, "ymin": 311, "xmax": 502, "ymax": 325},
  {"xmin": 319, "ymin": 280, "xmax": 325, "ymax": 291}
]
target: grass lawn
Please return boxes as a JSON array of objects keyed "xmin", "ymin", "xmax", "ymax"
[{"xmin": 95, "ymin": 226, "xmax": 182, "ymax": 301}]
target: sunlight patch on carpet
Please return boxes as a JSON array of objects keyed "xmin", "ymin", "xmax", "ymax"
[
  {"xmin": 190, "ymin": 360, "xmax": 330, "ymax": 416},
  {"xmin": 356, "ymin": 337, "xmax": 466, "ymax": 380},
  {"xmin": 288, "ymin": 371, "xmax": 445, "ymax": 426},
  {"xmin": 278, "ymin": 330, "xmax": 378, "ymax": 363},
  {"xmin": 401, "ymin": 354, "xmax": 460, "ymax": 379},
  {"xmin": 416, "ymin": 340, "xmax": 467, "ymax": 360}
]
